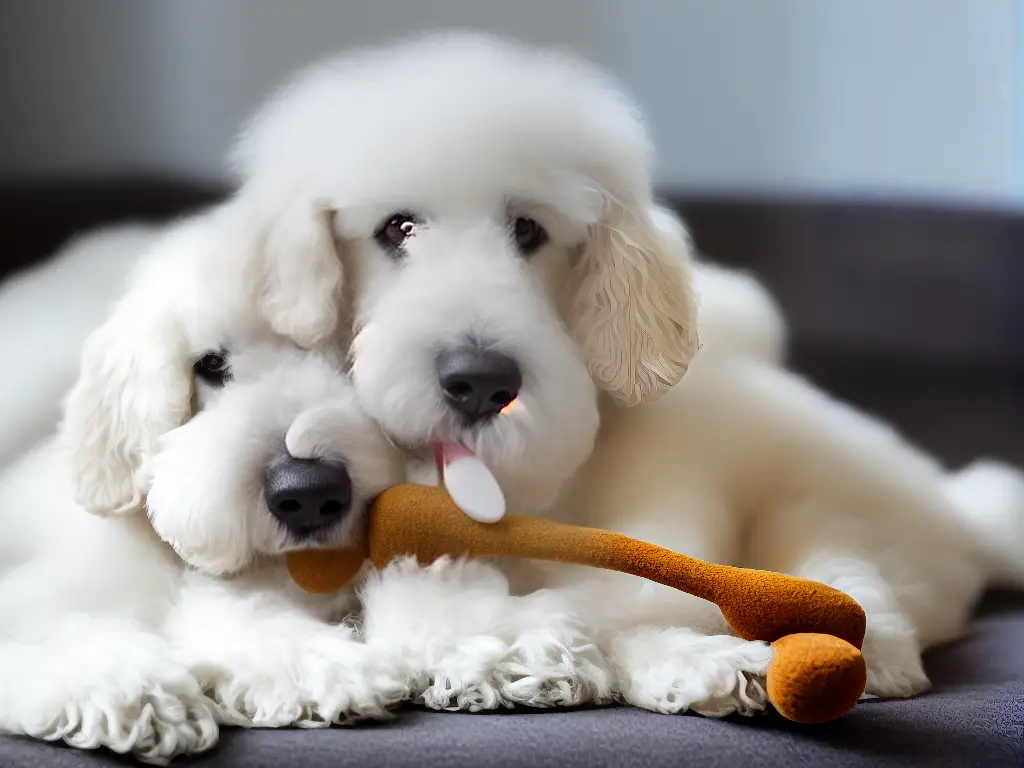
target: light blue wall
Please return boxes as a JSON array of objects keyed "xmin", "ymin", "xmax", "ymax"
[
  {"xmin": 1, "ymin": 0, "xmax": 1019, "ymax": 208},
  {"xmin": 0, "ymin": 0, "xmax": 598, "ymax": 181},
  {"xmin": 602, "ymin": 0, "xmax": 1019, "ymax": 206}
]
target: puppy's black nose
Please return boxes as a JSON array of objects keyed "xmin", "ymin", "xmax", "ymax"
[
  {"xmin": 436, "ymin": 345, "xmax": 522, "ymax": 424},
  {"xmin": 264, "ymin": 457, "xmax": 352, "ymax": 537}
]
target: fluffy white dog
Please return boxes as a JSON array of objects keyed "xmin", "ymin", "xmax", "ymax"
[
  {"xmin": 0, "ymin": 33, "xmax": 790, "ymax": 760},
  {"xmin": 229, "ymin": 31, "xmax": 1024, "ymax": 716},
  {"xmin": 2, "ymin": 29, "xmax": 1019, "ymax": 756},
  {"xmin": 0, "ymin": 206, "xmax": 413, "ymax": 762}
]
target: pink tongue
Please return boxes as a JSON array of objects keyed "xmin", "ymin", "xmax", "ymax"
[
  {"xmin": 434, "ymin": 441, "xmax": 475, "ymax": 470},
  {"xmin": 432, "ymin": 441, "xmax": 506, "ymax": 524}
]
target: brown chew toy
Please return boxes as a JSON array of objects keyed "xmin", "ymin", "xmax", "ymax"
[{"xmin": 287, "ymin": 485, "xmax": 867, "ymax": 724}]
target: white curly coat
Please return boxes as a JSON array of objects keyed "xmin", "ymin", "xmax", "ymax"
[
  {"xmin": 228, "ymin": 32, "xmax": 1024, "ymax": 715},
  {"xmin": 0, "ymin": 209, "xmax": 418, "ymax": 762},
  {"xmin": 0, "ymin": 31, "xmax": 1021, "ymax": 763}
]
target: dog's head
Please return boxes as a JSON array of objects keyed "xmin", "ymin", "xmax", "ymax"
[
  {"xmin": 59, "ymin": 209, "xmax": 403, "ymax": 575},
  {"xmin": 231, "ymin": 32, "xmax": 699, "ymax": 510}
]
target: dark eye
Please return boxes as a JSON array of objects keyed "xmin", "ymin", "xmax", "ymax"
[
  {"xmin": 374, "ymin": 212, "xmax": 421, "ymax": 254},
  {"xmin": 194, "ymin": 349, "xmax": 231, "ymax": 388},
  {"xmin": 511, "ymin": 217, "xmax": 548, "ymax": 255}
]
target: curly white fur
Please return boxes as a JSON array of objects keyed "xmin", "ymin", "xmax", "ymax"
[
  {"xmin": 570, "ymin": 197, "xmax": 699, "ymax": 406},
  {"xmin": 0, "ymin": 34, "xmax": 790, "ymax": 752},
  {"xmin": 231, "ymin": 30, "xmax": 1024, "ymax": 719},
  {"xmin": 2, "ymin": 31, "xmax": 1021, "ymax": 752},
  {"xmin": 0, "ymin": 209, "xmax": 411, "ymax": 762}
]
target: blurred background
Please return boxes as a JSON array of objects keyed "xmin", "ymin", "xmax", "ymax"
[
  {"xmin": 0, "ymin": 0, "xmax": 1021, "ymax": 464},
  {"xmin": 1, "ymin": 0, "xmax": 1018, "ymax": 202}
]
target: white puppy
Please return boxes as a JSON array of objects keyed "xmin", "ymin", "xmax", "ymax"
[
  {"xmin": 0, "ymin": 205, "xmax": 409, "ymax": 762},
  {"xmin": 231, "ymin": 31, "xmax": 1024, "ymax": 718}
]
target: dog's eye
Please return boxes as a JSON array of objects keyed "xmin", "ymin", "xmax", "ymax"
[
  {"xmin": 511, "ymin": 217, "xmax": 549, "ymax": 255},
  {"xmin": 194, "ymin": 350, "xmax": 231, "ymax": 388},
  {"xmin": 374, "ymin": 212, "xmax": 421, "ymax": 254}
]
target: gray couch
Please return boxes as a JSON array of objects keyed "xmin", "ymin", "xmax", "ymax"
[{"xmin": 1, "ymin": 183, "xmax": 1021, "ymax": 766}]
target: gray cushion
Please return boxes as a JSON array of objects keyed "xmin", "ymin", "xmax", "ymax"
[{"xmin": 3, "ymin": 592, "xmax": 1021, "ymax": 768}]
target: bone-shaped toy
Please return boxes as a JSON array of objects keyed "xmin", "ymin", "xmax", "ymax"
[{"xmin": 286, "ymin": 484, "xmax": 868, "ymax": 724}]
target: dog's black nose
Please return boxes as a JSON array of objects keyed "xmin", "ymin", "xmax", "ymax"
[
  {"xmin": 264, "ymin": 457, "xmax": 352, "ymax": 537},
  {"xmin": 436, "ymin": 345, "xmax": 522, "ymax": 424}
]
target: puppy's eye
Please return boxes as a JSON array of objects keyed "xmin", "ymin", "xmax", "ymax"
[
  {"xmin": 374, "ymin": 212, "xmax": 421, "ymax": 254},
  {"xmin": 194, "ymin": 350, "xmax": 231, "ymax": 388},
  {"xmin": 511, "ymin": 217, "xmax": 548, "ymax": 255}
]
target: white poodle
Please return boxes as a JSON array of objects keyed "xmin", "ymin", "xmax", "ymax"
[
  {"xmin": 0, "ymin": 34, "xmax": 790, "ymax": 759},
  {"xmin": 0, "ymin": 206, "xmax": 412, "ymax": 762},
  {"xmin": 229, "ymin": 31, "xmax": 1024, "ymax": 716}
]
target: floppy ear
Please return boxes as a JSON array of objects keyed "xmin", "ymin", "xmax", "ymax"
[
  {"xmin": 255, "ymin": 196, "xmax": 345, "ymax": 348},
  {"xmin": 569, "ymin": 197, "xmax": 700, "ymax": 407},
  {"xmin": 59, "ymin": 299, "xmax": 192, "ymax": 516}
]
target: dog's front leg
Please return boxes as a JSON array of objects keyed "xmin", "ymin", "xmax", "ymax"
[
  {"xmin": 165, "ymin": 572, "xmax": 409, "ymax": 728},
  {"xmin": 557, "ymin": 479, "xmax": 772, "ymax": 717},
  {"xmin": 360, "ymin": 556, "xmax": 614, "ymax": 712}
]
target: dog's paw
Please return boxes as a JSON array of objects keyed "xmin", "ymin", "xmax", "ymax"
[
  {"xmin": 607, "ymin": 627, "xmax": 772, "ymax": 717},
  {"xmin": 420, "ymin": 622, "xmax": 614, "ymax": 712},
  {"xmin": 5, "ymin": 650, "xmax": 218, "ymax": 764},
  {"xmin": 498, "ymin": 624, "xmax": 615, "ymax": 708},
  {"xmin": 192, "ymin": 633, "xmax": 409, "ymax": 728},
  {"xmin": 860, "ymin": 630, "xmax": 931, "ymax": 700},
  {"xmin": 362, "ymin": 557, "xmax": 613, "ymax": 712}
]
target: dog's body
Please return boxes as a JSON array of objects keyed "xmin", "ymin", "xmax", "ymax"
[
  {"xmin": 230, "ymin": 31, "xmax": 1024, "ymax": 717},
  {"xmin": 360, "ymin": 345, "xmax": 1024, "ymax": 717},
  {"xmin": 0, "ymin": 209, "xmax": 411, "ymax": 762},
  {"xmin": 0, "ymin": 30, "xmax": 1022, "ymax": 761},
  {"xmin": 548, "ymin": 351, "xmax": 1022, "ymax": 708},
  {"xmin": 0, "ymin": 223, "xmax": 163, "ymax": 469}
]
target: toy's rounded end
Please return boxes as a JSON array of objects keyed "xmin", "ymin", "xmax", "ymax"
[
  {"xmin": 286, "ymin": 547, "xmax": 366, "ymax": 594},
  {"xmin": 767, "ymin": 633, "xmax": 866, "ymax": 724}
]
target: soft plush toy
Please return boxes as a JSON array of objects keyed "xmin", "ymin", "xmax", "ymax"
[{"xmin": 287, "ymin": 484, "xmax": 868, "ymax": 725}]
